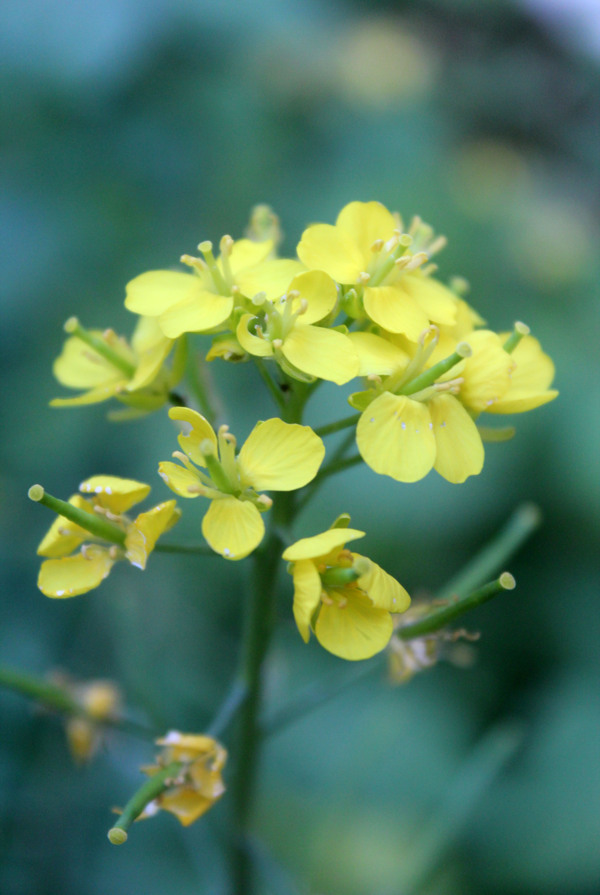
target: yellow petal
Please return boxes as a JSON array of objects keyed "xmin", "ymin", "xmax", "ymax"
[
  {"xmin": 290, "ymin": 559, "xmax": 322, "ymax": 642},
  {"xmin": 50, "ymin": 382, "xmax": 125, "ymax": 407},
  {"xmin": 158, "ymin": 461, "xmax": 208, "ymax": 498},
  {"xmin": 125, "ymin": 270, "xmax": 202, "ymax": 316},
  {"xmin": 127, "ymin": 316, "xmax": 173, "ymax": 391},
  {"xmin": 363, "ymin": 285, "xmax": 429, "ymax": 339},
  {"xmin": 487, "ymin": 388, "xmax": 559, "ymax": 414},
  {"xmin": 356, "ymin": 392, "xmax": 436, "ymax": 482},
  {"xmin": 335, "ymin": 201, "xmax": 397, "ymax": 259},
  {"xmin": 236, "ymin": 259, "xmax": 305, "ymax": 301},
  {"xmin": 38, "ymin": 550, "xmax": 115, "ymax": 598},
  {"xmin": 79, "ymin": 476, "xmax": 151, "ymax": 513},
  {"xmin": 459, "ymin": 330, "xmax": 514, "ymax": 413},
  {"xmin": 488, "ymin": 335, "xmax": 558, "ymax": 414},
  {"xmin": 228, "ymin": 238, "xmax": 274, "ymax": 274},
  {"xmin": 201, "ymin": 497, "xmax": 265, "ymax": 560},
  {"xmin": 297, "ymin": 223, "xmax": 365, "ymax": 283},
  {"xmin": 37, "ymin": 495, "xmax": 94, "ymax": 557},
  {"xmin": 286, "ymin": 270, "xmax": 338, "ymax": 324},
  {"xmin": 159, "ymin": 291, "xmax": 233, "ymax": 338},
  {"xmin": 283, "ymin": 528, "xmax": 365, "ymax": 562},
  {"xmin": 354, "ymin": 554, "xmax": 411, "ymax": 613},
  {"xmin": 282, "ymin": 325, "xmax": 359, "ymax": 385},
  {"xmin": 169, "ymin": 407, "xmax": 217, "ymax": 466},
  {"xmin": 347, "ymin": 331, "xmax": 409, "ymax": 376},
  {"xmin": 429, "ymin": 394, "xmax": 484, "ymax": 483},
  {"xmin": 238, "ymin": 419, "xmax": 325, "ymax": 491},
  {"xmin": 158, "ymin": 788, "xmax": 215, "ymax": 826},
  {"xmin": 125, "ymin": 500, "xmax": 180, "ymax": 569},
  {"xmin": 52, "ymin": 335, "xmax": 126, "ymax": 389},
  {"xmin": 315, "ymin": 593, "xmax": 393, "ymax": 660},
  {"xmin": 402, "ymin": 274, "xmax": 458, "ymax": 326},
  {"xmin": 236, "ymin": 314, "xmax": 274, "ymax": 358}
]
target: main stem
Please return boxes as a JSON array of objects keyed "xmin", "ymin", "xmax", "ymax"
[{"xmin": 229, "ymin": 388, "xmax": 301, "ymax": 894}]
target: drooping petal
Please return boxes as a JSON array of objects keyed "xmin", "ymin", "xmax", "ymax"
[
  {"xmin": 356, "ymin": 392, "xmax": 436, "ymax": 482},
  {"xmin": 429, "ymin": 394, "xmax": 484, "ymax": 483},
  {"xmin": 348, "ymin": 331, "xmax": 409, "ymax": 377},
  {"xmin": 52, "ymin": 335, "xmax": 127, "ymax": 389},
  {"xmin": 282, "ymin": 325, "xmax": 359, "ymax": 385},
  {"xmin": 37, "ymin": 495, "xmax": 94, "ymax": 557},
  {"xmin": 354, "ymin": 554, "xmax": 411, "ymax": 613},
  {"xmin": 79, "ymin": 476, "xmax": 151, "ymax": 513},
  {"xmin": 335, "ymin": 201, "xmax": 397, "ymax": 259},
  {"xmin": 157, "ymin": 789, "xmax": 214, "ymax": 826},
  {"xmin": 363, "ymin": 285, "xmax": 429, "ymax": 340},
  {"xmin": 38, "ymin": 550, "xmax": 115, "ymax": 598},
  {"xmin": 315, "ymin": 593, "xmax": 393, "ymax": 660},
  {"xmin": 235, "ymin": 259, "xmax": 305, "ymax": 301},
  {"xmin": 125, "ymin": 500, "xmax": 180, "ymax": 569},
  {"xmin": 237, "ymin": 419, "xmax": 325, "ymax": 491},
  {"xmin": 201, "ymin": 497, "xmax": 265, "ymax": 560},
  {"xmin": 286, "ymin": 270, "xmax": 338, "ymax": 323},
  {"xmin": 459, "ymin": 330, "xmax": 514, "ymax": 413},
  {"xmin": 125, "ymin": 270, "xmax": 203, "ymax": 316},
  {"xmin": 283, "ymin": 528, "xmax": 365, "ymax": 562},
  {"xmin": 402, "ymin": 274, "xmax": 458, "ymax": 326},
  {"xmin": 158, "ymin": 461, "xmax": 210, "ymax": 498},
  {"xmin": 297, "ymin": 223, "xmax": 365, "ymax": 283},
  {"xmin": 169, "ymin": 407, "xmax": 217, "ymax": 466},
  {"xmin": 290, "ymin": 559, "xmax": 323, "ymax": 642},
  {"xmin": 128, "ymin": 316, "xmax": 174, "ymax": 391},
  {"xmin": 159, "ymin": 291, "xmax": 233, "ymax": 338},
  {"xmin": 236, "ymin": 314, "xmax": 274, "ymax": 358},
  {"xmin": 50, "ymin": 382, "xmax": 125, "ymax": 407}
]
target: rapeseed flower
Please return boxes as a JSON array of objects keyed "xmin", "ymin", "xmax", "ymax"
[
  {"xmin": 236, "ymin": 270, "xmax": 360, "ymax": 384},
  {"xmin": 51, "ymin": 316, "xmax": 178, "ymax": 417},
  {"xmin": 125, "ymin": 235, "xmax": 302, "ymax": 339},
  {"xmin": 141, "ymin": 732, "xmax": 227, "ymax": 826},
  {"xmin": 159, "ymin": 408, "xmax": 325, "ymax": 560},
  {"xmin": 283, "ymin": 520, "xmax": 410, "ymax": 660},
  {"xmin": 35, "ymin": 476, "xmax": 180, "ymax": 597},
  {"xmin": 297, "ymin": 200, "xmax": 457, "ymax": 340}
]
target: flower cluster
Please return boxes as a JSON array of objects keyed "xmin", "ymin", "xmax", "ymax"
[{"xmin": 37, "ymin": 200, "xmax": 558, "ymax": 664}]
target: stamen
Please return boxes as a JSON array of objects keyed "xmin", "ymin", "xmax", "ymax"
[
  {"xmin": 272, "ymin": 338, "xmax": 283, "ymax": 349},
  {"xmin": 357, "ymin": 272, "xmax": 371, "ymax": 285},
  {"xmin": 256, "ymin": 494, "xmax": 273, "ymax": 509},
  {"xmin": 404, "ymin": 251, "xmax": 429, "ymax": 271},
  {"xmin": 219, "ymin": 235, "xmax": 234, "ymax": 256},
  {"xmin": 321, "ymin": 592, "xmax": 334, "ymax": 605},
  {"xmin": 108, "ymin": 545, "xmax": 119, "ymax": 559},
  {"xmin": 370, "ymin": 239, "xmax": 384, "ymax": 253}
]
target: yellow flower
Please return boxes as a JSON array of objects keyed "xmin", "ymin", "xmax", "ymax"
[
  {"xmin": 236, "ymin": 270, "xmax": 360, "ymax": 384},
  {"xmin": 485, "ymin": 332, "xmax": 558, "ymax": 414},
  {"xmin": 297, "ymin": 200, "xmax": 457, "ymax": 340},
  {"xmin": 159, "ymin": 408, "xmax": 325, "ymax": 560},
  {"xmin": 50, "ymin": 673, "xmax": 122, "ymax": 763},
  {"xmin": 283, "ymin": 521, "xmax": 410, "ymax": 660},
  {"xmin": 50, "ymin": 316, "xmax": 178, "ymax": 417},
  {"xmin": 37, "ymin": 476, "xmax": 180, "ymax": 597},
  {"xmin": 142, "ymin": 732, "xmax": 227, "ymax": 827},
  {"xmin": 124, "ymin": 235, "xmax": 302, "ymax": 339}
]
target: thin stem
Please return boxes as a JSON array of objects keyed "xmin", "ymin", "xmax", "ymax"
[
  {"xmin": 399, "ymin": 347, "xmax": 467, "ymax": 396},
  {"xmin": 206, "ymin": 679, "xmax": 248, "ymax": 740},
  {"xmin": 314, "ymin": 413, "xmax": 359, "ymax": 438},
  {"xmin": 107, "ymin": 760, "xmax": 182, "ymax": 845},
  {"xmin": 435, "ymin": 503, "xmax": 541, "ymax": 603},
  {"xmin": 253, "ymin": 358, "xmax": 285, "ymax": 412},
  {"xmin": 28, "ymin": 485, "xmax": 126, "ymax": 545},
  {"xmin": 399, "ymin": 574, "xmax": 515, "ymax": 641}
]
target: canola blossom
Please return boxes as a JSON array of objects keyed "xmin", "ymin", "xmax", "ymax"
[
  {"xmin": 33, "ymin": 476, "xmax": 180, "ymax": 597},
  {"xmin": 283, "ymin": 521, "xmax": 411, "ymax": 660},
  {"xmin": 159, "ymin": 407, "xmax": 325, "ymax": 559}
]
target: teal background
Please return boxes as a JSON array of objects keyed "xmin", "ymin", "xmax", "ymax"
[{"xmin": 1, "ymin": 1, "xmax": 599, "ymax": 893}]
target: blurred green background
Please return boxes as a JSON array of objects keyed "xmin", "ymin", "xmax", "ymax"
[{"xmin": 1, "ymin": 0, "xmax": 599, "ymax": 893}]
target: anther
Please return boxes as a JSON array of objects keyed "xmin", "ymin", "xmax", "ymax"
[
  {"xmin": 357, "ymin": 272, "xmax": 371, "ymax": 285},
  {"xmin": 256, "ymin": 494, "xmax": 273, "ymax": 509},
  {"xmin": 272, "ymin": 338, "xmax": 283, "ymax": 349},
  {"xmin": 219, "ymin": 235, "xmax": 234, "ymax": 255},
  {"xmin": 370, "ymin": 239, "xmax": 384, "ymax": 253}
]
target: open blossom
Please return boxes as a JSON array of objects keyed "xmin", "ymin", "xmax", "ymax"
[
  {"xmin": 283, "ymin": 520, "xmax": 411, "ymax": 660},
  {"xmin": 141, "ymin": 732, "xmax": 227, "ymax": 826},
  {"xmin": 236, "ymin": 269, "xmax": 360, "ymax": 384},
  {"xmin": 124, "ymin": 235, "xmax": 302, "ymax": 339},
  {"xmin": 159, "ymin": 408, "xmax": 325, "ymax": 560},
  {"xmin": 51, "ymin": 316, "xmax": 178, "ymax": 417},
  {"xmin": 36, "ymin": 476, "xmax": 180, "ymax": 597},
  {"xmin": 297, "ymin": 200, "xmax": 457, "ymax": 340}
]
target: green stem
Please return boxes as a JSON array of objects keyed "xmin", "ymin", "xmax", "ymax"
[
  {"xmin": 435, "ymin": 503, "xmax": 541, "ymax": 603},
  {"xmin": 206, "ymin": 679, "xmax": 248, "ymax": 739},
  {"xmin": 314, "ymin": 413, "xmax": 359, "ymax": 438},
  {"xmin": 399, "ymin": 574, "xmax": 515, "ymax": 641},
  {"xmin": 253, "ymin": 358, "xmax": 285, "ymax": 412},
  {"xmin": 503, "ymin": 321, "xmax": 530, "ymax": 354},
  {"xmin": 107, "ymin": 760, "xmax": 183, "ymax": 845},
  {"xmin": 64, "ymin": 318, "xmax": 136, "ymax": 378},
  {"xmin": 399, "ymin": 346, "xmax": 468, "ymax": 396},
  {"xmin": 28, "ymin": 485, "xmax": 126, "ymax": 545}
]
